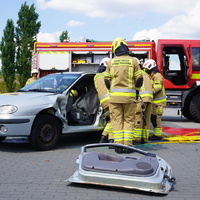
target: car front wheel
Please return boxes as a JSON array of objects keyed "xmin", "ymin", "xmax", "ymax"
[{"xmin": 29, "ymin": 114, "xmax": 62, "ymax": 151}]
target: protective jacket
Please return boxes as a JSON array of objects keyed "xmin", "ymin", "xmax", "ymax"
[
  {"xmin": 25, "ymin": 77, "xmax": 38, "ymax": 85},
  {"xmin": 94, "ymin": 73, "xmax": 113, "ymax": 141},
  {"xmin": 151, "ymin": 72, "xmax": 166, "ymax": 106},
  {"xmin": 94, "ymin": 73, "xmax": 110, "ymax": 111},
  {"xmin": 104, "ymin": 55, "xmax": 143, "ymax": 103},
  {"xmin": 139, "ymin": 71, "xmax": 153, "ymax": 103}
]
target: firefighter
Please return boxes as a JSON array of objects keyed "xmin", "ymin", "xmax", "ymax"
[
  {"xmin": 103, "ymin": 38, "xmax": 143, "ymax": 150},
  {"xmin": 133, "ymin": 58, "xmax": 153, "ymax": 143},
  {"xmin": 25, "ymin": 69, "xmax": 38, "ymax": 85},
  {"xmin": 143, "ymin": 59, "xmax": 166, "ymax": 140},
  {"xmin": 94, "ymin": 57, "xmax": 114, "ymax": 143}
]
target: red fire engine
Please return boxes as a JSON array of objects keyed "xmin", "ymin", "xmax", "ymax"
[{"xmin": 32, "ymin": 39, "xmax": 200, "ymax": 122}]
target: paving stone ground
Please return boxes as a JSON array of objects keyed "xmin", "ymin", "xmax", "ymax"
[{"xmin": 0, "ymin": 108, "xmax": 200, "ymax": 200}]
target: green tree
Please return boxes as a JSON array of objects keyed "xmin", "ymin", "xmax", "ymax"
[
  {"xmin": 16, "ymin": 1, "xmax": 41, "ymax": 87},
  {"xmin": 0, "ymin": 19, "xmax": 16, "ymax": 92},
  {"xmin": 59, "ymin": 30, "xmax": 70, "ymax": 42}
]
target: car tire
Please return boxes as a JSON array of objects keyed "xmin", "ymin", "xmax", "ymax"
[{"xmin": 29, "ymin": 114, "xmax": 62, "ymax": 151}]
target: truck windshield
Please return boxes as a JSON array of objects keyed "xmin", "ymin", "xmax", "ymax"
[
  {"xmin": 167, "ymin": 54, "xmax": 181, "ymax": 70},
  {"xmin": 163, "ymin": 46, "xmax": 188, "ymax": 86},
  {"xmin": 19, "ymin": 73, "xmax": 81, "ymax": 93}
]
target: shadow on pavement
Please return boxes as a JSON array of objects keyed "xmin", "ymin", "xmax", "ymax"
[
  {"xmin": 67, "ymin": 182, "xmax": 169, "ymax": 197},
  {"xmin": 0, "ymin": 131, "xmax": 168, "ymax": 153},
  {"xmin": 0, "ymin": 131, "xmax": 102, "ymax": 153},
  {"xmin": 0, "ymin": 131, "xmax": 167, "ymax": 153},
  {"xmin": 162, "ymin": 115, "xmax": 193, "ymax": 122},
  {"xmin": 0, "ymin": 137, "xmax": 34, "ymax": 153},
  {"xmin": 132, "ymin": 143, "xmax": 168, "ymax": 152},
  {"xmin": 57, "ymin": 131, "xmax": 102, "ymax": 149}
]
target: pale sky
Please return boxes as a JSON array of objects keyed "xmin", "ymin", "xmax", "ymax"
[{"xmin": 1, "ymin": 0, "xmax": 200, "ymax": 43}]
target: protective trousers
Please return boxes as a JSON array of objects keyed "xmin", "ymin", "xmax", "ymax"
[
  {"xmin": 110, "ymin": 102, "xmax": 136, "ymax": 146},
  {"xmin": 134, "ymin": 102, "xmax": 152, "ymax": 143},
  {"xmin": 101, "ymin": 121, "xmax": 114, "ymax": 140},
  {"xmin": 151, "ymin": 104, "xmax": 165, "ymax": 136}
]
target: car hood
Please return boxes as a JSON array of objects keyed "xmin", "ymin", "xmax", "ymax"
[
  {"xmin": 0, "ymin": 92, "xmax": 66, "ymax": 115},
  {"xmin": 0, "ymin": 92, "xmax": 59, "ymax": 104}
]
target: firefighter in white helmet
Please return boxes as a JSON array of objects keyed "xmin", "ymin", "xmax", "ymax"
[
  {"xmin": 25, "ymin": 69, "xmax": 38, "ymax": 85},
  {"xmin": 94, "ymin": 57, "xmax": 114, "ymax": 143},
  {"xmin": 103, "ymin": 38, "xmax": 143, "ymax": 152},
  {"xmin": 143, "ymin": 59, "xmax": 166, "ymax": 140},
  {"xmin": 133, "ymin": 58, "xmax": 153, "ymax": 143}
]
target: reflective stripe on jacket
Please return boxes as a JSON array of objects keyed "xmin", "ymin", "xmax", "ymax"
[{"xmin": 139, "ymin": 71, "xmax": 153, "ymax": 103}]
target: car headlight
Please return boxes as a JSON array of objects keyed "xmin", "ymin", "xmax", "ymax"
[{"xmin": 0, "ymin": 105, "xmax": 18, "ymax": 114}]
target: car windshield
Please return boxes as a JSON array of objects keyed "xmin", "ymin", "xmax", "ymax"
[{"xmin": 19, "ymin": 73, "xmax": 81, "ymax": 93}]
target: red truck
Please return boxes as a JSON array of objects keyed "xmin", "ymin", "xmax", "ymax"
[{"xmin": 32, "ymin": 39, "xmax": 200, "ymax": 122}]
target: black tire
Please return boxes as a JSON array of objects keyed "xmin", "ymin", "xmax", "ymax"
[
  {"xmin": 182, "ymin": 105, "xmax": 193, "ymax": 120},
  {"xmin": 189, "ymin": 93, "xmax": 200, "ymax": 122},
  {"xmin": 0, "ymin": 137, "xmax": 6, "ymax": 142},
  {"xmin": 29, "ymin": 114, "xmax": 62, "ymax": 151}
]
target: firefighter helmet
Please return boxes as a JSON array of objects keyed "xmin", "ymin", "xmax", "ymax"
[
  {"xmin": 100, "ymin": 57, "xmax": 110, "ymax": 67},
  {"xmin": 112, "ymin": 38, "xmax": 128, "ymax": 54},
  {"xmin": 143, "ymin": 59, "xmax": 157, "ymax": 70},
  {"xmin": 31, "ymin": 69, "xmax": 38, "ymax": 74}
]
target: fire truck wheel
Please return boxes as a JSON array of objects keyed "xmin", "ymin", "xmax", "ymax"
[
  {"xmin": 189, "ymin": 93, "xmax": 200, "ymax": 123},
  {"xmin": 182, "ymin": 105, "xmax": 193, "ymax": 120},
  {"xmin": 29, "ymin": 114, "xmax": 61, "ymax": 151}
]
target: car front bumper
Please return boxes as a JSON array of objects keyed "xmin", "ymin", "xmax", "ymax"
[{"xmin": 0, "ymin": 115, "xmax": 35, "ymax": 137}]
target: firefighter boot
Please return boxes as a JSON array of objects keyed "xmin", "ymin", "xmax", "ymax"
[{"xmin": 149, "ymin": 134, "xmax": 162, "ymax": 141}]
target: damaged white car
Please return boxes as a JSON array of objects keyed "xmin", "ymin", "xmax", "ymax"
[{"xmin": 0, "ymin": 72, "xmax": 106, "ymax": 150}]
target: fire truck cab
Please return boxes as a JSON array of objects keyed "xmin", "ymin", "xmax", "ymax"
[
  {"xmin": 32, "ymin": 39, "xmax": 200, "ymax": 122},
  {"xmin": 157, "ymin": 39, "xmax": 200, "ymax": 122}
]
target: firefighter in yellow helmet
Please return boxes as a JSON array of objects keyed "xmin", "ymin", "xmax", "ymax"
[
  {"xmin": 143, "ymin": 59, "xmax": 166, "ymax": 140},
  {"xmin": 133, "ymin": 58, "xmax": 153, "ymax": 143},
  {"xmin": 94, "ymin": 57, "xmax": 114, "ymax": 143},
  {"xmin": 25, "ymin": 69, "xmax": 38, "ymax": 85},
  {"xmin": 103, "ymin": 38, "xmax": 143, "ymax": 152}
]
